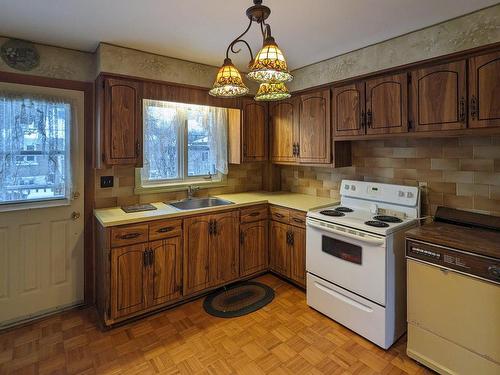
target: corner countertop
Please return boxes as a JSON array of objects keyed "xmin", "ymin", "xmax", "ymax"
[{"xmin": 94, "ymin": 191, "xmax": 338, "ymax": 227}]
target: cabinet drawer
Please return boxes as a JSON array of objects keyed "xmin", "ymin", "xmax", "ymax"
[
  {"xmin": 149, "ymin": 219, "xmax": 182, "ymax": 241},
  {"xmin": 290, "ymin": 210, "xmax": 306, "ymax": 228},
  {"xmin": 240, "ymin": 205, "xmax": 268, "ymax": 223},
  {"xmin": 111, "ymin": 224, "xmax": 149, "ymax": 247},
  {"xmin": 270, "ymin": 206, "xmax": 290, "ymax": 224}
]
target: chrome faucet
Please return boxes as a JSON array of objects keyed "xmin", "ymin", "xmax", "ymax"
[{"xmin": 187, "ymin": 185, "xmax": 200, "ymax": 199}]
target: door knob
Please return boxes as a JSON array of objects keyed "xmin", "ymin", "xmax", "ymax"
[{"xmin": 71, "ymin": 211, "xmax": 81, "ymax": 220}]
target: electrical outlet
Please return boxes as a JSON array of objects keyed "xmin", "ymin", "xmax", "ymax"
[
  {"xmin": 100, "ymin": 176, "xmax": 114, "ymax": 188},
  {"xmin": 418, "ymin": 181, "xmax": 427, "ymax": 189}
]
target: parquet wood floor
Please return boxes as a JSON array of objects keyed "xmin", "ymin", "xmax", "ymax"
[{"xmin": 0, "ymin": 274, "xmax": 433, "ymax": 375}]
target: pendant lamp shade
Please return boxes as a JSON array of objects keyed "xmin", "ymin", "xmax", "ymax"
[
  {"xmin": 254, "ymin": 82, "xmax": 291, "ymax": 101},
  {"xmin": 247, "ymin": 37, "xmax": 293, "ymax": 83},
  {"xmin": 209, "ymin": 58, "xmax": 249, "ymax": 97}
]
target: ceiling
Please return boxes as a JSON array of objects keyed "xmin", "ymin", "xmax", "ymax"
[{"xmin": 0, "ymin": 0, "xmax": 497, "ymax": 71}]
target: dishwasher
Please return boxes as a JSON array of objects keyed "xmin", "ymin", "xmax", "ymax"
[{"xmin": 405, "ymin": 207, "xmax": 500, "ymax": 375}]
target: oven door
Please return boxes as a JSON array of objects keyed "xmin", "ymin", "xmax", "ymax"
[{"xmin": 306, "ymin": 217, "xmax": 386, "ymax": 305}]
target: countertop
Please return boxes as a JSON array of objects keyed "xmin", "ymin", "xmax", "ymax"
[
  {"xmin": 405, "ymin": 221, "xmax": 500, "ymax": 259},
  {"xmin": 94, "ymin": 191, "xmax": 338, "ymax": 227}
]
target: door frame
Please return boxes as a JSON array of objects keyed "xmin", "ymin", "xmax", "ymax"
[{"xmin": 0, "ymin": 71, "xmax": 95, "ymax": 306}]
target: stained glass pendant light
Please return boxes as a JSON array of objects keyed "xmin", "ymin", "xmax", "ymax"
[
  {"xmin": 209, "ymin": 58, "xmax": 249, "ymax": 97},
  {"xmin": 209, "ymin": 0, "xmax": 292, "ymax": 101},
  {"xmin": 255, "ymin": 82, "xmax": 291, "ymax": 101}
]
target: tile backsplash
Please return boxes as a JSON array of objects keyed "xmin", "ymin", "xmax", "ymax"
[
  {"xmin": 94, "ymin": 163, "xmax": 263, "ymax": 209},
  {"xmin": 282, "ymin": 136, "xmax": 500, "ymax": 217}
]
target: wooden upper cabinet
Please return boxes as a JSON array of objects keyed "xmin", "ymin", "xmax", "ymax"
[
  {"xmin": 469, "ymin": 51, "xmax": 500, "ymax": 128},
  {"xmin": 269, "ymin": 98, "xmax": 299, "ymax": 162},
  {"xmin": 149, "ymin": 237, "xmax": 182, "ymax": 307},
  {"xmin": 365, "ymin": 73, "xmax": 408, "ymax": 135},
  {"xmin": 102, "ymin": 77, "xmax": 142, "ymax": 166},
  {"xmin": 332, "ymin": 82, "xmax": 366, "ymax": 136},
  {"xmin": 242, "ymin": 99, "xmax": 268, "ymax": 161},
  {"xmin": 210, "ymin": 211, "xmax": 239, "ymax": 285},
  {"xmin": 110, "ymin": 243, "xmax": 148, "ymax": 319},
  {"xmin": 410, "ymin": 61, "xmax": 467, "ymax": 132},
  {"xmin": 183, "ymin": 216, "xmax": 211, "ymax": 295},
  {"xmin": 299, "ymin": 90, "xmax": 331, "ymax": 164},
  {"xmin": 240, "ymin": 220, "xmax": 268, "ymax": 277}
]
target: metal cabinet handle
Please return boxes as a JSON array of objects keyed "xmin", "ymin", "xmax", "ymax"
[
  {"xmin": 135, "ymin": 140, "xmax": 140, "ymax": 157},
  {"xmin": 274, "ymin": 213, "xmax": 285, "ymax": 218},
  {"xmin": 360, "ymin": 109, "xmax": 366, "ymax": 128},
  {"xmin": 149, "ymin": 249, "xmax": 154, "ymax": 267},
  {"xmin": 470, "ymin": 96, "xmax": 478, "ymax": 120},
  {"xmin": 249, "ymin": 212, "xmax": 260, "ymax": 217},
  {"xmin": 119, "ymin": 232, "xmax": 141, "ymax": 240},
  {"xmin": 292, "ymin": 218, "xmax": 304, "ymax": 224},
  {"xmin": 157, "ymin": 226, "xmax": 174, "ymax": 233},
  {"xmin": 459, "ymin": 97, "xmax": 466, "ymax": 123},
  {"xmin": 366, "ymin": 109, "xmax": 372, "ymax": 128},
  {"xmin": 240, "ymin": 231, "xmax": 245, "ymax": 244}
]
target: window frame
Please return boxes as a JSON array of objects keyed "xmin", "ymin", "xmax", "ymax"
[{"xmin": 135, "ymin": 100, "xmax": 228, "ymax": 194}]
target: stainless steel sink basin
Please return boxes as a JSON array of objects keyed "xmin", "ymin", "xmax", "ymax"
[{"xmin": 167, "ymin": 197, "xmax": 234, "ymax": 210}]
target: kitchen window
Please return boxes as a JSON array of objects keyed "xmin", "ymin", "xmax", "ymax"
[
  {"xmin": 0, "ymin": 92, "xmax": 73, "ymax": 206},
  {"xmin": 137, "ymin": 99, "xmax": 229, "ymax": 193}
]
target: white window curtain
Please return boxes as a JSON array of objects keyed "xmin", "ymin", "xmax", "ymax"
[
  {"xmin": 205, "ymin": 106, "xmax": 228, "ymax": 175},
  {"xmin": 142, "ymin": 100, "xmax": 228, "ymax": 185},
  {"xmin": 0, "ymin": 91, "xmax": 74, "ymax": 204}
]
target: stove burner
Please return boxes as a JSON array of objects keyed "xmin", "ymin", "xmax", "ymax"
[
  {"xmin": 320, "ymin": 210, "xmax": 345, "ymax": 217},
  {"xmin": 373, "ymin": 215, "xmax": 402, "ymax": 223},
  {"xmin": 335, "ymin": 206, "xmax": 353, "ymax": 213},
  {"xmin": 365, "ymin": 220, "xmax": 389, "ymax": 228}
]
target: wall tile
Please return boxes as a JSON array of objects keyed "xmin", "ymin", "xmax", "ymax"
[{"xmin": 282, "ymin": 136, "xmax": 498, "ymax": 216}]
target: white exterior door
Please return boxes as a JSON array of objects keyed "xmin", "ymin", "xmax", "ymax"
[{"xmin": 0, "ymin": 83, "xmax": 85, "ymax": 328}]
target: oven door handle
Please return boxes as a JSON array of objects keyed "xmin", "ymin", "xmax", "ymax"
[{"xmin": 306, "ymin": 219, "xmax": 385, "ymax": 245}]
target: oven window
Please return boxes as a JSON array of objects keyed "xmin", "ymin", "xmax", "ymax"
[{"xmin": 322, "ymin": 236, "xmax": 362, "ymax": 265}]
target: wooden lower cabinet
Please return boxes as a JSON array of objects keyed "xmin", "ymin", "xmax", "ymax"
[
  {"xmin": 184, "ymin": 210, "xmax": 239, "ymax": 296},
  {"xmin": 270, "ymin": 221, "xmax": 290, "ymax": 278},
  {"xmin": 149, "ymin": 237, "xmax": 182, "ymax": 307},
  {"xmin": 110, "ymin": 243, "xmax": 148, "ymax": 319},
  {"xmin": 269, "ymin": 217, "xmax": 307, "ymax": 288},
  {"xmin": 183, "ymin": 215, "xmax": 211, "ymax": 295},
  {"xmin": 109, "ymin": 237, "xmax": 183, "ymax": 321},
  {"xmin": 289, "ymin": 226, "xmax": 306, "ymax": 286},
  {"xmin": 240, "ymin": 220, "xmax": 268, "ymax": 277}
]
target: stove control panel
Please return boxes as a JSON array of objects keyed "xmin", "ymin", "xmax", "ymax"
[
  {"xmin": 406, "ymin": 239, "xmax": 500, "ymax": 284},
  {"xmin": 341, "ymin": 179, "xmax": 419, "ymax": 207}
]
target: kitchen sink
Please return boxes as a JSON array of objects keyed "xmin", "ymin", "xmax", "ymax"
[{"xmin": 167, "ymin": 197, "xmax": 234, "ymax": 210}]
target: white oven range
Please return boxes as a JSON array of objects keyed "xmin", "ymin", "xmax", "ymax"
[{"xmin": 306, "ymin": 180, "xmax": 420, "ymax": 349}]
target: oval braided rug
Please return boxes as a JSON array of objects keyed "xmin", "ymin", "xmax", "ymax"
[{"xmin": 203, "ymin": 281, "xmax": 275, "ymax": 318}]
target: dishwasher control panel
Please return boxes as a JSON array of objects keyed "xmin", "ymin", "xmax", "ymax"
[{"xmin": 406, "ymin": 239, "xmax": 500, "ymax": 284}]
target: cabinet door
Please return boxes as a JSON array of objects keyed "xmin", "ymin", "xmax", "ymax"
[
  {"xmin": 366, "ymin": 73, "xmax": 408, "ymax": 135},
  {"xmin": 242, "ymin": 99, "xmax": 268, "ymax": 161},
  {"xmin": 149, "ymin": 237, "xmax": 182, "ymax": 307},
  {"xmin": 299, "ymin": 90, "xmax": 331, "ymax": 164},
  {"xmin": 469, "ymin": 51, "xmax": 500, "ymax": 128},
  {"xmin": 332, "ymin": 82, "xmax": 366, "ymax": 136},
  {"xmin": 110, "ymin": 243, "xmax": 148, "ymax": 319},
  {"xmin": 269, "ymin": 98, "xmax": 298, "ymax": 162},
  {"xmin": 270, "ymin": 221, "xmax": 290, "ymax": 277},
  {"xmin": 104, "ymin": 78, "xmax": 142, "ymax": 166},
  {"xmin": 240, "ymin": 220, "xmax": 268, "ymax": 277},
  {"xmin": 290, "ymin": 227, "xmax": 306, "ymax": 287},
  {"xmin": 210, "ymin": 211, "xmax": 239, "ymax": 285},
  {"xmin": 183, "ymin": 216, "xmax": 210, "ymax": 295},
  {"xmin": 410, "ymin": 61, "xmax": 467, "ymax": 132}
]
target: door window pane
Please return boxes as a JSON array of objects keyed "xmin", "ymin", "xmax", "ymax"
[{"xmin": 0, "ymin": 95, "xmax": 71, "ymax": 204}]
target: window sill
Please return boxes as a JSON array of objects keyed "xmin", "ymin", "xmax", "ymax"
[
  {"xmin": 134, "ymin": 176, "xmax": 228, "ymax": 195},
  {"xmin": 0, "ymin": 198, "xmax": 70, "ymax": 212}
]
